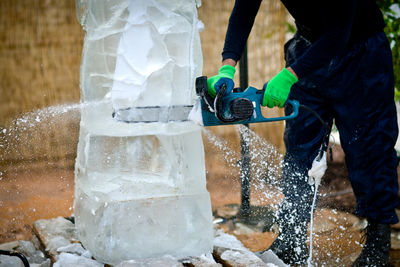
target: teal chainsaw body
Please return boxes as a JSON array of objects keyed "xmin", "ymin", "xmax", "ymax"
[{"xmin": 195, "ymin": 76, "xmax": 299, "ymax": 126}]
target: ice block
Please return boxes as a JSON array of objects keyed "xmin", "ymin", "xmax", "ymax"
[{"xmin": 74, "ymin": 0, "xmax": 212, "ymax": 265}]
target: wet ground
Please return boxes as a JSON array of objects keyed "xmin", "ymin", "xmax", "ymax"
[
  {"xmin": 0, "ymin": 166, "xmax": 74, "ymax": 242},
  {"xmin": 207, "ymin": 156, "xmax": 400, "ymax": 266},
  {"xmin": 1, "ymin": 157, "xmax": 400, "ymax": 266}
]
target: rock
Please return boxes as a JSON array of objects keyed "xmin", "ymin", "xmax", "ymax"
[
  {"xmin": 0, "ymin": 239, "xmax": 50, "ymax": 266},
  {"xmin": 53, "ymin": 252, "xmax": 103, "ymax": 267},
  {"xmin": 115, "ymin": 255, "xmax": 183, "ymax": 267},
  {"xmin": 179, "ymin": 252, "xmax": 221, "ymax": 267},
  {"xmin": 47, "ymin": 236, "xmax": 71, "ymax": 253},
  {"xmin": 33, "ymin": 217, "xmax": 78, "ymax": 262},
  {"xmin": 33, "ymin": 217, "xmax": 78, "ymax": 244},
  {"xmin": 30, "ymin": 234, "xmax": 42, "ymax": 251},
  {"xmin": 233, "ymin": 223, "xmax": 257, "ymax": 235},
  {"xmin": 233, "ymin": 231, "xmax": 276, "ymax": 254},
  {"xmin": 0, "ymin": 254, "xmax": 25, "ymax": 267},
  {"xmin": 218, "ymin": 250, "xmax": 271, "ymax": 267},
  {"xmin": 214, "ymin": 204, "xmax": 239, "ymax": 219},
  {"xmin": 17, "ymin": 240, "xmax": 38, "ymax": 257},
  {"xmin": 30, "ymin": 259, "xmax": 51, "ymax": 267},
  {"xmin": 213, "ymin": 229, "xmax": 247, "ymax": 251},
  {"xmin": 312, "ymin": 208, "xmax": 362, "ymax": 234},
  {"xmin": 57, "ymin": 243, "xmax": 92, "ymax": 258},
  {"xmin": 213, "ymin": 229, "xmax": 269, "ymax": 267},
  {"xmin": 257, "ymin": 250, "xmax": 288, "ymax": 267},
  {"xmin": 0, "ymin": 241, "xmax": 19, "ymax": 251},
  {"xmin": 15, "ymin": 240, "xmax": 47, "ymax": 265}
]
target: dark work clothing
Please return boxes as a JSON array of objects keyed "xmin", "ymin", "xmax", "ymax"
[
  {"xmin": 222, "ymin": 0, "xmax": 399, "ymax": 225},
  {"xmin": 222, "ymin": 0, "xmax": 385, "ymax": 79},
  {"xmin": 222, "ymin": 0, "xmax": 399, "ymax": 224},
  {"xmin": 281, "ymin": 31, "xmax": 399, "ymax": 224}
]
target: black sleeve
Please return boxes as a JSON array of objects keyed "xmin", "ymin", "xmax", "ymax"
[
  {"xmin": 290, "ymin": 0, "xmax": 357, "ymax": 78},
  {"xmin": 222, "ymin": 0, "xmax": 262, "ymax": 62}
]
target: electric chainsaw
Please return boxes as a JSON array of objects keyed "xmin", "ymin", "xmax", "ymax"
[
  {"xmin": 113, "ymin": 76, "xmax": 299, "ymax": 126},
  {"xmin": 193, "ymin": 76, "xmax": 299, "ymax": 126}
]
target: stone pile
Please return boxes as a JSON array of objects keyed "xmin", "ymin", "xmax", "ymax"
[
  {"xmin": 0, "ymin": 217, "xmax": 278, "ymax": 267},
  {"xmin": 2, "ymin": 207, "xmax": 400, "ymax": 266}
]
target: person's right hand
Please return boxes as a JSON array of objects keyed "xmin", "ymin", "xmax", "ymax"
[{"xmin": 207, "ymin": 65, "xmax": 236, "ymax": 97}]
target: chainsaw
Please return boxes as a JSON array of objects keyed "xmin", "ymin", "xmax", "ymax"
[{"xmin": 113, "ymin": 76, "xmax": 299, "ymax": 126}]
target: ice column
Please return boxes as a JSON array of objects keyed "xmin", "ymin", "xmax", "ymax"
[{"xmin": 74, "ymin": 0, "xmax": 213, "ymax": 265}]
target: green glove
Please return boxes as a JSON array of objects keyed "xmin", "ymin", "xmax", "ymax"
[
  {"xmin": 262, "ymin": 68, "xmax": 298, "ymax": 108},
  {"xmin": 207, "ymin": 65, "xmax": 236, "ymax": 97}
]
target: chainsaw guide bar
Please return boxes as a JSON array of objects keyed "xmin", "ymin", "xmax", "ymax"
[{"xmin": 113, "ymin": 105, "xmax": 194, "ymax": 123}]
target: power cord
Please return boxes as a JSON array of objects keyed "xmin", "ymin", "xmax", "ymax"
[{"xmin": 298, "ymin": 104, "xmax": 333, "ymax": 161}]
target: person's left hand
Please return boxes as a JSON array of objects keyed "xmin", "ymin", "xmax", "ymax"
[
  {"xmin": 262, "ymin": 68, "xmax": 298, "ymax": 108},
  {"xmin": 207, "ymin": 65, "xmax": 236, "ymax": 98}
]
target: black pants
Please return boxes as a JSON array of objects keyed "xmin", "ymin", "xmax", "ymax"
[{"xmin": 278, "ymin": 31, "xmax": 399, "ymax": 226}]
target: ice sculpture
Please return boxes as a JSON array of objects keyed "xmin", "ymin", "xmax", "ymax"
[{"xmin": 74, "ymin": 0, "xmax": 213, "ymax": 265}]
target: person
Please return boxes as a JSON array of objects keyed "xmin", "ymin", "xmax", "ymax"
[{"xmin": 207, "ymin": 0, "xmax": 399, "ymax": 266}]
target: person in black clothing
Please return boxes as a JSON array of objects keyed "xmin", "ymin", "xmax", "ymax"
[{"xmin": 207, "ymin": 0, "xmax": 399, "ymax": 266}]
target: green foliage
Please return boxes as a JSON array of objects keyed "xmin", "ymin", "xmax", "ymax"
[
  {"xmin": 377, "ymin": 0, "xmax": 400, "ymax": 99},
  {"xmin": 286, "ymin": 22, "xmax": 296, "ymax": 35}
]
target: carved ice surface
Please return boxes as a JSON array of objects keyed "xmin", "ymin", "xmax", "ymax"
[
  {"xmin": 111, "ymin": 0, "xmax": 202, "ymax": 109},
  {"xmin": 74, "ymin": 0, "xmax": 212, "ymax": 265}
]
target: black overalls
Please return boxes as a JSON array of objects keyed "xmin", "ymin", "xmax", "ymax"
[{"xmin": 223, "ymin": 0, "xmax": 399, "ymax": 225}]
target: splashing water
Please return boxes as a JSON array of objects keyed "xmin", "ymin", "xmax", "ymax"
[
  {"xmin": 203, "ymin": 125, "xmax": 333, "ymax": 265},
  {"xmin": 5, "ymin": 101, "xmax": 107, "ymax": 128},
  {"xmin": 2, "ymin": 100, "xmax": 107, "ymax": 128},
  {"xmin": 202, "ymin": 125, "xmax": 284, "ymax": 210},
  {"xmin": 0, "ymin": 101, "xmax": 102, "ymax": 243},
  {"xmin": 237, "ymin": 125, "xmax": 283, "ymax": 184},
  {"xmin": 307, "ymin": 184, "xmax": 319, "ymax": 267},
  {"xmin": 237, "ymin": 125, "xmax": 284, "ymax": 209},
  {"xmin": 201, "ymin": 128, "xmax": 241, "ymax": 170},
  {"xmin": 0, "ymin": 100, "xmax": 106, "ymax": 170}
]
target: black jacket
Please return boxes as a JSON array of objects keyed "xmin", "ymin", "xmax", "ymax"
[{"xmin": 222, "ymin": 0, "xmax": 385, "ymax": 79}]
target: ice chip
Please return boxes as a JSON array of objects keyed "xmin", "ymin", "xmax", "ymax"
[
  {"xmin": 197, "ymin": 20, "xmax": 204, "ymax": 32},
  {"xmin": 188, "ymin": 99, "xmax": 204, "ymax": 126}
]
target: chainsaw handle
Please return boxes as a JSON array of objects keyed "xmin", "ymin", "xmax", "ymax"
[
  {"xmin": 282, "ymin": 99, "xmax": 300, "ymax": 120},
  {"xmin": 254, "ymin": 88, "xmax": 299, "ymax": 122},
  {"xmin": 251, "ymin": 98, "xmax": 299, "ymax": 123}
]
